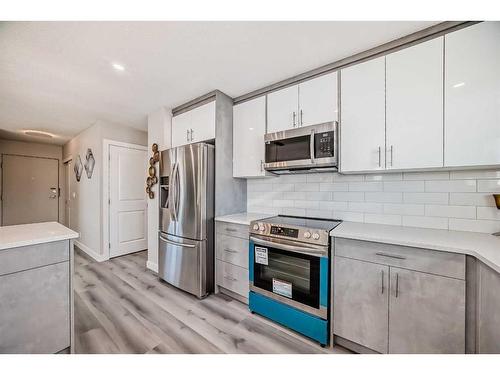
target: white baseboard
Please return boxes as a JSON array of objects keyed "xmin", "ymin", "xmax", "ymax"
[
  {"xmin": 146, "ymin": 261, "xmax": 158, "ymax": 273},
  {"xmin": 75, "ymin": 240, "xmax": 108, "ymax": 262}
]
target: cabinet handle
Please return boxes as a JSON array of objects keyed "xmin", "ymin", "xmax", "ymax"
[
  {"xmin": 224, "ymin": 248, "xmax": 238, "ymax": 254},
  {"xmin": 375, "ymin": 252, "xmax": 406, "ymax": 260},
  {"xmin": 300, "ymin": 110, "xmax": 303, "ymax": 126},
  {"xmin": 223, "ymin": 275, "xmax": 237, "ymax": 282},
  {"xmin": 389, "ymin": 145, "xmax": 394, "ymax": 167},
  {"xmin": 190, "ymin": 129, "xmax": 194, "ymax": 141},
  {"xmin": 395, "ymin": 273, "xmax": 399, "ymax": 298},
  {"xmin": 186, "ymin": 129, "xmax": 190, "ymax": 141},
  {"xmin": 292, "ymin": 111, "xmax": 296, "ymax": 127},
  {"xmin": 378, "ymin": 146, "xmax": 381, "ymax": 167},
  {"xmin": 260, "ymin": 160, "xmax": 264, "ymax": 172},
  {"xmin": 225, "ymin": 228, "xmax": 237, "ymax": 232},
  {"xmin": 381, "ymin": 270, "xmax": 384, "ymax": 294}
]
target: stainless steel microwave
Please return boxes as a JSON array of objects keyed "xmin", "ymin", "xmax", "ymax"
[{"xmin": 264, "ymin": 122, "xmax": 338, "ymax": 174}]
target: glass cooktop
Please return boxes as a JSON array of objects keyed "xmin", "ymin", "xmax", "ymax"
[{"xmin": 259, "ymin": 215, "xmax": 342, "ymax": 232}]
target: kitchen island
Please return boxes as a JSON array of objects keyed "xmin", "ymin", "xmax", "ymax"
[{"xmin": 0, "ymin": 222, "xmax": 78, "ymax": 354}]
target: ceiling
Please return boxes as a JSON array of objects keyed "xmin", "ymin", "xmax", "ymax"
[{"xmin": 0, "ymin": 21, "xmax": 438, "ymax": 145}]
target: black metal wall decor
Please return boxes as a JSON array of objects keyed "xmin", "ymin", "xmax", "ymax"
[
  {"xmin": 84, "ymin": 148, "xmax": 95, "ymax": 179},
  {"xmin": 146, "ymin": 143, "xmax": 159, "ymax": 199}
]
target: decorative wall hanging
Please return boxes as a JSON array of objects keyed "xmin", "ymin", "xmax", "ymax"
[
  {"xmin": 84, "ymin": 148, "xmax": 95, "ymax": 179},
  {"xmin": 74, "ymin": 155, "xmax": 83, "ymax": 182},
  {"xmin": 146, "ymin": 143, "xmax": 159, "ymax": 199}
]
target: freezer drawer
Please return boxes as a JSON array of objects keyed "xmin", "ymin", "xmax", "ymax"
[{"xmin": 158, "ymin": 233, "xmax": 213, "ymax": 298}]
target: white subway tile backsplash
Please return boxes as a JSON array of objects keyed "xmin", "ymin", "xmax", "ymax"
[
  {"xmin": 403, "ymin": 216, "xmax": 449, "ymax": 230},
  {"xmin": 477, "ymin": 207, "xmax": 500, "ymax": 221},
  {"xmin": 383, "ymin": 203, "xmax": 425, "ymax": 216},
  {"xmin": 425, "ymin": 205, "xmax": 476, "ymax": 219},
  {"xmin": 348, "ymin": 202, "xmax": 384, "ymax": 213},
  {"xmin": 384, "ymin": 181, "xmax": 425, "ymax": 192},
  {"xmin": 449, "ymin": 219, "xmax": 500, "ymax": 234},
  {"xmin": 425, "ymin": 180, "xmax": 476, "ymax": 192},
  {"xmin": 246, "ymin": 168, "xmax": 500, "ymax": 233},
  {"xmin": 449, "ymin": 193, "xmax": 496, "ymax": 207},
  {"xmin": 403, "ymin": 192, "xmax": 449, "ymax": 204},
  {"xmin": 365, "ymin": 192, "xmax": 403, "ymax": 203},
  {"xmin": 319, "ymin": 183, "xmax": 349, "ymax": 192},
  {"xmin": 365, "ymin": 213, "xmax": 402, "ymax": 225},
  {"xmin": 403, "ymin": 171, "xmax": 450, "ymax": 180},
  {"xmin": 477, "ymin": 179, "xmax": 500, "ymax": 192},
  {"xmin": 333, "ymin": 192, "xmax": 365, "ymax": 202},
  {"xmin": 349, "ymin": 182, "xmax": 383, "ymax": 192}
]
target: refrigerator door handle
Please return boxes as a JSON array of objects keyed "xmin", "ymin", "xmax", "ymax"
[
  {"xmin": 170, "ymin": 162, "xmax": 178, "ymax": 221},
  {"xmin": 159, "ymin": 234, "xmax": 196, "ymax": 248},
  {"xmin": 175, "ymin": 162, "xmax": 181, "ymax": 220}
]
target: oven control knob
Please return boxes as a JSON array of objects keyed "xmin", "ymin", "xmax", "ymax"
[
  {"xmin": 253, "ymin": 224, "xmax": 259, "ymax": 231},
  {"xmin": 303, "ymin": 231, "xmax": 311, "ymax": 239},
  {"xmin": 312, "ymin": 233, "xmax": 320, "ymax": 240},
  {"xmin": 258, "ymin": 224, "xmax": 265, "ymax": 232}
]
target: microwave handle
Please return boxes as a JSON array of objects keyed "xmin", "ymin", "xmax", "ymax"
[{"xmin": 310, "ymin": 128, "xmax": 315, "ymax": 164}]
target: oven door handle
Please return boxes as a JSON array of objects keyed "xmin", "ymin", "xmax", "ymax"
[{"xmin": 250, "ymin": 236, "xmax": 328, "ymax": 258}]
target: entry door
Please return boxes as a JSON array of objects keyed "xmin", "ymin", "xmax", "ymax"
[
  {"xmin": 2, "ymin": 154, "xmax": 59, "ymax": 226},
  {"xmin": 109, "ymin": 145, "xmax": 148, "ymax": 257}
]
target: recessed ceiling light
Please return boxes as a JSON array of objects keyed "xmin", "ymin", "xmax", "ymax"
[
  {"xmin": 24, "ymin": 130, "xmax": 54, "ymax": 139},
  {"xmin": 112, "ymin": 63, "xmax": 125, "ymax": 71}
]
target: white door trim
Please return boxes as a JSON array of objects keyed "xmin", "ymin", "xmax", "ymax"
[{"xmin": 102, "ymin": 139, "xmax": 148, "ymax": 260}]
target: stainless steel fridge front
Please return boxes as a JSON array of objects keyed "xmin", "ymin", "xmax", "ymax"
[{"xmin": 159, "ymin": 143, "xmax": 215, "ymax": 298}]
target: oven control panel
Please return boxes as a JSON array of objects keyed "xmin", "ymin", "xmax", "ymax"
[{"xmin": 270, "ymin": 226, "xmax": 298, "ymax": 238}]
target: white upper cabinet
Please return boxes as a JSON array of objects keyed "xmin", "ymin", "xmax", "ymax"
[
  {"xmin": 386, "ymin": 37, "xmax": 444, "ymax": 170},
  {"xmin": 340, "ymin": 56, "xmax": 386, "ymax": 173},
  {"xmin": 445, "ymin": 22, "xmax": 500, "ymax": 167},
  {"xmin": 171, "ymin": 101, "xmax": 216, "ymax": 148},
  {"xmin": 233, "ymin": 96, "xmax": 267, "ymax": 178},
  {"xmin": 298, "ymin": 72, "xmax": 338, "ymax": 127},
  {"xmin": 267, "ymin": 85, "xmax": 299, "ymax": 133}
]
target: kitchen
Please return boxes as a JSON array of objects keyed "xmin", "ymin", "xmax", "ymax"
[{"xmin": 0, "ymin": 6, "xmax": 499, "ymax": 373}]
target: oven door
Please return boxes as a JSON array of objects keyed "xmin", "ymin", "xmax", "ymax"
[
  {"xmin": 264, "ymin": 122, "xmax": 337, "ymax": 172},
  {"xmin": 249, "ymin": 235, "xmax": 329, "ymax": 319}
]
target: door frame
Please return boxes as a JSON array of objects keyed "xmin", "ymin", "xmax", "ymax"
[
  {"xmin": 63, "ymin": 158, "xmax": 72, "ymax": 228},
  {"xmin": 102, "ymin": 139, "xmax": 148, "ymax": 260},
  {"xmin": 1, "ymin": 153, "xmax": 60, "ymax": 226}
]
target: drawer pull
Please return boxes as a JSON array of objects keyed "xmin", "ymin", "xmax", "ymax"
[
  {"xmin": 223, "ymin": 275, "xmax": 238, "ymax": 282},
  {"xmin": 225, "ymin": 228, "xmax": 238, "ymax": 232},
  {"xmin": 375, "ymin": 252, "xmax": 406, "ymax": 260},
  {"xmin": 224, "ymin": 248, "xmax": 238, "ymax": 254}
]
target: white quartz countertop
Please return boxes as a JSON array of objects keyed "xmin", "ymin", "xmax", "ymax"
[
  {"xmin": 0, "ymin": 222, "xmax": 79, "ymax": 251},
  {"xmin": 215, "ymin": 212, "xmax": 274, "ymax": 226},
  {"xmin": 330, "ymin": 221, "xmax": 500, "ymax": 274}
]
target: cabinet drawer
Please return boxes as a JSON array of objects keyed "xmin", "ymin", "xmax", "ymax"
[
  {"xmin": 335, "ymin": 238, "xmax": 465, "ymax": 280},
  {"xmin": 216, "ymin": 260, "xmax": 249, "ymax": 298},
  {"xmin": 216, "ymin": 234, "xmax": 249, "ymax": 269},
  {"xmin": 216, "ymin": 221, "xmax": 249, "ymax": 239},
  {"xmin": 0, "ymin": 240, "xmax": 69, "ymax": 276}
]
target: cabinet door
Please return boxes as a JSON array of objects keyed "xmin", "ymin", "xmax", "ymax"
[
  {"xmin": 190, "ymin": 101, "xmax": 216, "ymax": 143},
  {"xmin": 477, "ymin": 261, "xmax": 500, "ymax": 353},
  {"xmin": 333, "ymin": 257, "xmax": 389, "ymax": 353},
  {"xmin": 388, "ymin": 267, "xmax": 465, "ymax": 353},
  {"xmin": 233, "ymin": 96, "xmax": 267, "ymax": 177},
  {"xmin": 445, "ymin": 22, "xmax": 500, "ymax": 167},
  {"xmin": 340, "ymin": 57, "xmax": 386, "ymax": 172},
  {"xmin": 386, "ymin": 37, "xmax": 444, "ymax": 169},
  {"xmin": 298, "ymin": 72, "xmax": 338, "ymax": 127},
  {"xmin": 267, "ymin": 85, "xmax": 299, "ymax": 133},
  {"xmin": 171, "ymin": 110, "xmax": 191, "ymax": 148}
]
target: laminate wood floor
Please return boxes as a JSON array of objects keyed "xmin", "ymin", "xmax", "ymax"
[{"xmin": 74, "ymin": 249, "xmax": 351, "ymax": 354}]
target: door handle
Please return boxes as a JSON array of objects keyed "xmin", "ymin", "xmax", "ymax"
[
  {"xmin": 389, "ymin": 145, "xmax": 394, "ymax": 167},
  {"xmin": 292, "ymin": 111, "xmax": 296, "ymax": 127},
  {"xmin": 375, "ymin": 252, "xmax": 406, "ymax": 260},
  {"xmin": 170, "ymin": 163, "xmax": 178, "ymax": 221},
  {"xmin": 378, "ymin": 146, "xmax": 381, "ymax": 168},
  {"xmin": 309, "ymin": 128, "xmax": 315, "ymax": 164},
  {"xmin": 190, "ymin": 129, "xmax": 194, "ymax": 141},
  {"xmin": 300, "ymin": 109, "xmax": 303, "ymax": 126},
  {"xmin": 159, "ymin": 234, "xmax": 196, "ymax": 248}
]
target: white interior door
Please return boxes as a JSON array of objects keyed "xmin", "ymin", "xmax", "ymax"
[
  {"xmin": 109, "ymin": 144, "xmax": 148, "ymax": 258},
  {"xmin": 2, "ymin": 154, "xmax": 59, "ymax": 226}
]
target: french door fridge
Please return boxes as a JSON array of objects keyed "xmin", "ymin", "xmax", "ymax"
[{"xmin": 159, "ymin": 143, "xmax": 215, "ymax": 298}]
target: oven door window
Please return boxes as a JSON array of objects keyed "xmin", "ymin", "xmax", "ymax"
[
  {"xmin": 253, "ymin": 246, "xmax": 320, "ymax": 309},
  {"xmin": 265, "ymin": 135, "xmax": 311, "ymax": 163}
]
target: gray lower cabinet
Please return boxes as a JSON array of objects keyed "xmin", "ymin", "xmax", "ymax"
[
  {"xmin": 333, "ymin": 238, "xmax": 466, "ymax": 354},
  {"xmin": 333, "ymin": 257, "xmax": 389, "ymax": 353},
  {"xmin": 388, "ymin": 267, "xmax": 465, "ymax": 354},
  {"xmin": 477, "ymin": 261, "xmax": 500, "ymax": 353}
]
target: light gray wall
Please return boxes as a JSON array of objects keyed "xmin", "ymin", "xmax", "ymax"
[
  {"xmin": 247, "ymin": 170, "xmax": 500, "ymax": 234},
  {"xmin": 0, "ymin": 139, "xmax": 64, "ymax": 226},
  {"xmin": 62, "ymin": 121, "xmax": 147, "ymax": 260}
]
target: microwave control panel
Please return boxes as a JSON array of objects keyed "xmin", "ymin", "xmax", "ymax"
[{"xmin": 314, "ymin": 131, "xmax": 335, "ymax": 158}]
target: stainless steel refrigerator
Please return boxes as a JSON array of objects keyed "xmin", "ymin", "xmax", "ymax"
[{"xmin": 158, "ymin": 143, "xmax": 215, "ymax": 298}]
